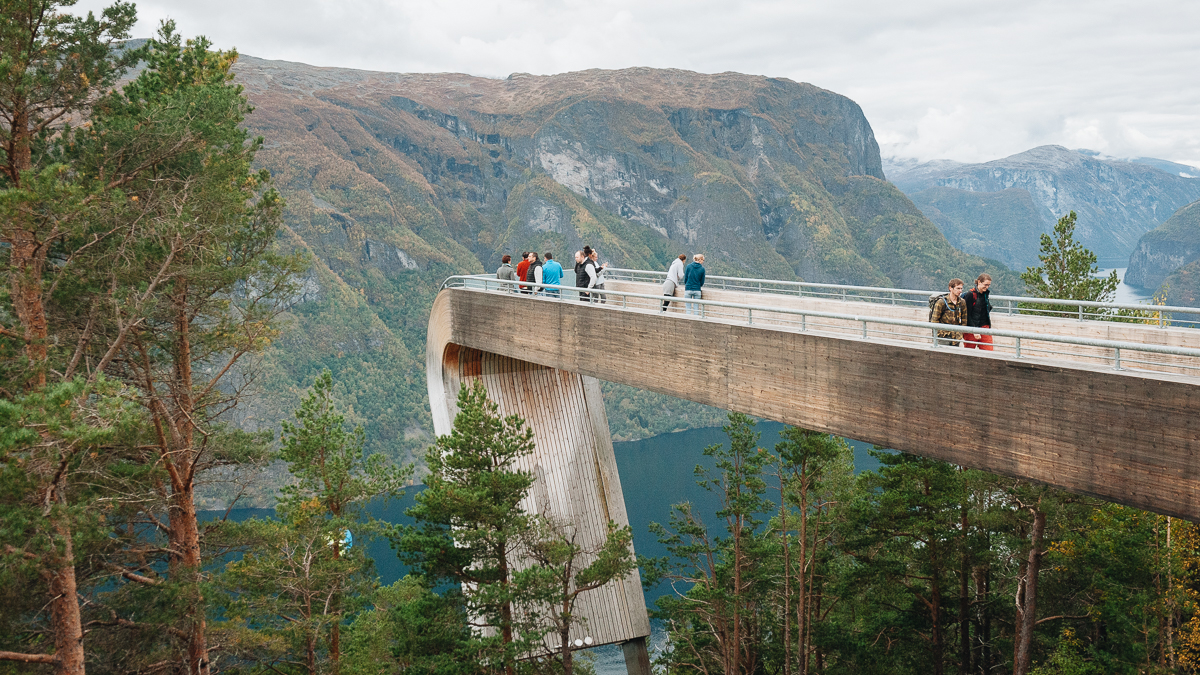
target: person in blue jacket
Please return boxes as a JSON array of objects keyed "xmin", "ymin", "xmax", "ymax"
[
  {"xmin": 542, "ymin": 252, "xmax": 564, "ymax": 298},
  {"xmin": 684, "ymin": 254, "xmax": 706, "ymax": 315}
]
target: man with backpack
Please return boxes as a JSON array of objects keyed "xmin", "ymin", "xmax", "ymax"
[
  {"xmin": 963, "ymin": 273, "xmax": 994, "ymax": 350},
  {"xmin": 929, "ymin": 278, "xmax": 967, "ymax": 347}
]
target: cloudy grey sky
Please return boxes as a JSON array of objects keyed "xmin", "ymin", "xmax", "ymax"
[{"xmin": 74, "ymin": 0, "xmax": 1200, "ymax": 167}]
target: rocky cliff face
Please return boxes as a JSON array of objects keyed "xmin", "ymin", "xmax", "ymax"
[
  {"xmin": 230, "ymin": 58, "xmax": 1015, "ymax": 462},
  {"xmin": 1125, "ymin": 199, "xmax": 1200, "ymax": 292},
  {"xmin": 887, "ymin": 146, "xmax": 1200, "ymax": 265}
]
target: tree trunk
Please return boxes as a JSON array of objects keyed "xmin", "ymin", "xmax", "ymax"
[
  {"xmin": 781, "ymin": 477, "xmax": 791, "ymax": 675},
  {"xmin": 47, "ymin": 506, "xmax": 86, "ymax": 675},
  {"xmin": 5, "ymin": 106, "xmax": 83, "ymax": 672},
  {"xmin": 171, "ymin": 486, "xmax": 209, "ymax": 675},
  {"xmin": 931, "ymin": 540, "xmax": 944, "ymax": 675},
  {"xmin": 498, "ymin": 544, "xmax": 515, "ymax": 675},
  {"xmin": 1013, "ymin": 510, "xmax": 1045, "ymax": 675},
  {"xmin": 7, "ymin": 227, "xmax": 50, "ymax": 387},
  {"xmin": 331, "ymin": 542, "xmax": 340, "ymax": 675},
  {"xmin": 973, "ymin": 565, "xmax": 989, "ymax": 674},
  {"xmin": 960, "ymin": 503, "xmax": 971, "ymax": 675},
  {"xmin": 797, "ymin": 483, "xmax": 808, "ymax": 675},
  {"xmin": 305, "ymin": 632, "xmax": 317, "ymax": 675}
]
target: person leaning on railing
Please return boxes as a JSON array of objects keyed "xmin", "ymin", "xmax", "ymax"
[
  {"xmin": 931, "ymin": 278, "xmax": 967, "ymax": 347},
  {"xmin": 662, "ymin": 254, "xmax": 686, "ymax": 312}
]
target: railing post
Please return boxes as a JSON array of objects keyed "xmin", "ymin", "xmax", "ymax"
[
  {"xmin": 1159, "ymin": 311, "xmax": 1164, "ymax": 328},
  {"xmin": 862, "ymin": 320, "xmax": 867, "ymax": 339},
  {"xmin": 1015, "ymin": 337, "xmax": 1021, "ymax": 358},
  {"xmin": 748, "ymin": 308, "xmax": 753, "ymax": 325},
  {"xmin": 701, "ymin": 302, "xmax": 706, "ymax": 319},
  {"xmin": 1114, "ymin": 348, "xmax": 1122, "ymax": 370},
  {"xmin": 891, "ymin": 291, "xmax": 895, "ymax": 306},
  {"xmin": 1078, "ymin": 304, "xmax": 1083, "ymax": 321},
  {"xmin": 932, "ymin": 329, "xmax": 939, "ymax": 348},
  {"xmin": 801, "ymin": 314, "xmax": 806, "ymax": 332}
]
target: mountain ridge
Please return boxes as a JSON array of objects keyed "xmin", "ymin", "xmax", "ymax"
[{"xmin": 885, "ymin": 145, "xmax": 1200, "ymax": 266}]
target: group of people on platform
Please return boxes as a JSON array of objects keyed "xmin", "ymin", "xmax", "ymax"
[
  {"xmin": 661, "ymin": 253, "xmax": 706, "ymax": 315},
  {"xmin": 930, "ymin": 273, "xmax": 994, "ymax": 350},
  {"xmin": 496, "ymin": 249, "xmax": 993, "ymax": 349},
  {"xmin": 495, "ymin": 246, "xmax": 610, "ymax": 301}
]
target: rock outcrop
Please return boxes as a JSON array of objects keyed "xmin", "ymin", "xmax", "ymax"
[{"xmin": 1125, "ymin": 199, "xmax": 1200, "ymax": 292}]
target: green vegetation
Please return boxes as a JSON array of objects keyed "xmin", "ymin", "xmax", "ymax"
[{"xmin": 643, "ymin": 415, "xmax": 1200, "ymax": 675}]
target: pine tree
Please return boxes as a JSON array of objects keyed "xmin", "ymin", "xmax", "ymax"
[
  {"xmin": 215, "ymin": 371, "xmax": 409, "ymax": 675},
  {"xmin": 394, "ymin": 380, "xmax": 542, "ymax": 675},
  {"xmin": 54, "ymin": 24, "xmax": 307, "ymax": 674},
  {"xmin": 0, "ymin": 3, "xmax": 138, "ymax": 671},
  {"xmin": 1020, "ymin": 211, "xmax": 1118, "ymax": 310},
  {"xmin": 523, "ymin": 517, "xmax": 637, "ymax": 675},
  {"xmin": 645, "ymin": 413, "xmax": 776, "ymax": 674}
]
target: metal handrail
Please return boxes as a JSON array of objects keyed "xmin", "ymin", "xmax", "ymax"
[
  {"xmin": 602, "ymin": 267, "xmax": 1196, "ymax": 323},
  {"xmin": 440, "ymin": 275, "xmax": 1200, "ymax": 371}
]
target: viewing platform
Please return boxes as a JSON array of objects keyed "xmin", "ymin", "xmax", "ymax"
[{"xmin": 426, "ymin": 269, "xmax": 1200, "ymax": 664}]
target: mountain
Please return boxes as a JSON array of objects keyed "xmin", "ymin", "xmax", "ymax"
[
  {"xmin": 906, "ymin": 187, "xmax": 1054, "ymax": 270},
  {"xmin": 1124, "ymin": 200, "xmax": 1200, "ymax": 296},
  {"xmin": 228, "ymin": 57, "xmax": 1019, "ymax": 470},
  {"xmin": 885, "ymin": 146, "xmax": 1200, "ymax": 265}
]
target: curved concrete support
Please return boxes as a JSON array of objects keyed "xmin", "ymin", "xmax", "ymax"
[{"xmin": 427, "ymin": 293, "xmax": 651, "ymax": 648}]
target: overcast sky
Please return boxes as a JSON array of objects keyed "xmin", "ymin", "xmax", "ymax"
[{"xmin": 73, "ymin": 0, "xmax": 1200, "ymax": 167}]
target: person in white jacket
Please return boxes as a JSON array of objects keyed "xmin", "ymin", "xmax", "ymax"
[{"xmin": 662, "ymin": 254, "xmax": 686, "ymax": 311}]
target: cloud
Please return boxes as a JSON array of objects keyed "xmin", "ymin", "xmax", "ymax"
[{"xmin": 72, "ymin": 0, "xmax": 1200, "ymax": 167}]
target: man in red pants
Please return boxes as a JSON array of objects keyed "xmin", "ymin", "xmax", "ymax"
[{"xmin": 963, "ymin": 273, "xmax": 993, "ymax": 350}]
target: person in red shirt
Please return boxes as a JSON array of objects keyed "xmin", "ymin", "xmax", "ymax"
[
  {"xmin": 516, "ymin": 251, "xmax": 532, "ymax": 294},
  {"xmin": 963, "ymin": 273, "xmax": 994, "ymax": 350}
]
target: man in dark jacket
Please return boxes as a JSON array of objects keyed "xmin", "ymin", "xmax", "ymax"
[
  {"xmin": 963, "ymin": 273, "xmax": 993, "ymax": 351},
  {"xmin": 574, "ymin": 250, "xmax": 596, "ymax": 302}
]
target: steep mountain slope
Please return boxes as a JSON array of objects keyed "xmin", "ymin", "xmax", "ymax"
[
  {"xmin": 907, "ymin": 187, "xmax": 1054, "ymax": 270},
  {"xmin": 231, "ymin": 58, "xmax": 1017, "ymax": 464},
  {"xmin": 1125, "ymin": 199, "xmax": 1200, "ymax": 294},
  {"xmin": 886, "ymin": 146, "xmax": 1200, "ymax": 265}
]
